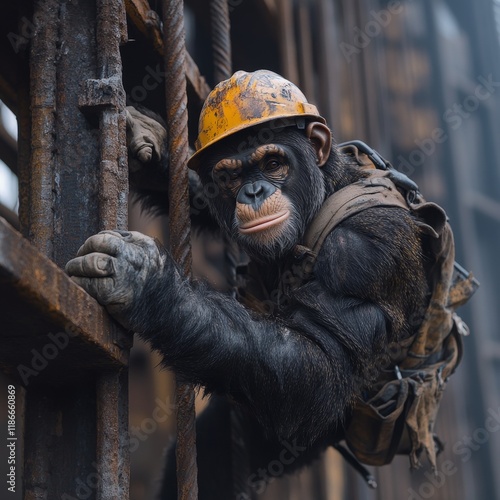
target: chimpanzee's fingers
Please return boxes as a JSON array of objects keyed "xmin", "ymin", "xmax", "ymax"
[
  {"xmin": 76, "ymin": 231, "xmax": 126, "ymax": 257},
  {"xmin": 111, "ymin": 230, "xmax": 152, "ymax": 244},
  {"xmin": 69, "ymin": 276, "xmax": 116, "ymax": 305},
  {"xmin": 65, "ymin": 252, "xmax": 115, "ymax": 278}
]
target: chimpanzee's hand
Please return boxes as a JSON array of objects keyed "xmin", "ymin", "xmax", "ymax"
[
  {"xmin": 65, "ymin": 230, "xmax": 167, "ymax": 330},
  {"xmin": 126, "ymin": 106, "xmax": 167, "ymax": 172}
]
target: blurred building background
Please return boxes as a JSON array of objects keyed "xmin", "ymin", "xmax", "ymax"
[{"xmin": 1, "ymin": 0, "xmax": 499, "ymax": 498}]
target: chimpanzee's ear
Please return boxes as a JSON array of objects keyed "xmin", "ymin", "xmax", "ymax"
[{"xmin": 305, "ymin": 122, "xmax": 332, "ymax": 167}]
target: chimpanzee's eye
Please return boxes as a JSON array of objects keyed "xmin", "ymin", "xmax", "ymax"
[
  {"xmin": 215, "ymin": 168, "xmax": 240, "ymax": 183},
  {"xmin": 265, "ymin": 158, "xmax": 281, "ymax": 171},
  {"xmin": 227, "ymin": 169, "xmax": 241, "ymax": 180}
]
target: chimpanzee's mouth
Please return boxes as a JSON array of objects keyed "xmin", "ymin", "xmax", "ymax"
[{"xmin": 239, "ymin": 210, "xmax": 290, "ymax": 234}]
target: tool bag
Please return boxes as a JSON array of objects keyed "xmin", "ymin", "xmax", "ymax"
[{"xmin": 302, "ymin": 142, "xmax": 478, "ymax": 471}]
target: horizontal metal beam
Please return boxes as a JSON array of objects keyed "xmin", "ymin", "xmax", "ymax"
[
  {"xmin": 0, "ymin": 69, "xmax": 18, "ymax": 115},
  {"xmin": 0, "ymin": 202, "xmax": 18, "ymax": 229},
  {"xmin": 0, "ymin": 119, "xmax": 17, "ymax": 175},
  {"xmin": 0, "ymin": 217, "xmax": 130, "ymax": 385}
]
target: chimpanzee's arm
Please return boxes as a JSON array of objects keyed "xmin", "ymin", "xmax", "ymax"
[
  {"xmin": 66, "ymin": 208, "xmax": 424, "ymax": 447},
  {"xmin": 130, "ymin": 263, "xmax": 377, "ymax": 447}
]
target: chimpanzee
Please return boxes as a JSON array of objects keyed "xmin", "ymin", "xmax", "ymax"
[{"xmin": 66, "ymin": 70, "xmax": 430, "ymax": 498}]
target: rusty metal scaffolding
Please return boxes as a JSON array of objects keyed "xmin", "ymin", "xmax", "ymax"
[
  {"xmin": 162, "ymin": 0, "xmax": 198, "ymax": 498},
  {"xmin": 0, "ymin": 0, "xmax": 210, "ymax": 497},
  {"xmin": 12, "ymin": 0, "xmax": 132, "ymax": 498}
]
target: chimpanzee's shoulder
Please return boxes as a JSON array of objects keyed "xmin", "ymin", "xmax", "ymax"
[{"xmin": 313, "ymin": 206, "xmax": 424, "ymax": 298}]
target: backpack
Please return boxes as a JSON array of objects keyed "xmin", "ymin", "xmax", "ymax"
[
  {"xmin": 302, "ymin": 141, "xmax": 478, "ymax": 477},
  {"xmin": 236, "ymin": 140, "xmax": 478, "ymax": 484}
]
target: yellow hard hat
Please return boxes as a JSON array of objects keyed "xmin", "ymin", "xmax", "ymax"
[{"xmin": 188, "ymin": 70, "xmax": 325, "ymax": 171}]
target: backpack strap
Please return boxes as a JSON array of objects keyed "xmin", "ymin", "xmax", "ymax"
[{"xmin": 304, "ymin": 170, "xmax": 409, "ymax": 256}]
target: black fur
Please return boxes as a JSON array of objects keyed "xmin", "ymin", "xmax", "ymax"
[{"xmin": 128, "ymin": 124, "xmax": 429, "ymax": 498}]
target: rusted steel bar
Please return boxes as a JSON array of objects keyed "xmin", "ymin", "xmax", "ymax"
[
  {"xmin": 22, "ymin": 3, "xmax": 59, "ymax": 495},
  {"xmin": 163, "ymin": 0, "xmax": 192, "ymax": 273},
  {"xmin": 162, "ymin": 0, "xmax": 198, "ymax": 498},
  {"xmin": 95, "ymin": 0, "xmax": 128, "ymax": 232},
  {"xmin": 18, "ymin": 0, "xmax": 131, "ymax": 497},
  {"xmin": 96, "ymin": 370, "xmax": 130, "ymax": 499},
  {"xmin": 175, "ymin": 382, "xmax": 198, "ymax": 499},
  {"xmin": 29, "ymin": 0, "xmax": 59, "ymax": 258},
  {"xmin": 93, "ymin": 0, "xmax": 130, "ymax": 498},
  {"xmin": 210, "ymin": 0, "xmax": 232, "ymax": 83},
  {"xmin": 0, "ymin": 218, "xmax": 131, "ymax": 371}
]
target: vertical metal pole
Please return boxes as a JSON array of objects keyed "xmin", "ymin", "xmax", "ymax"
[
  {"xmin": 94, "ymin": 0, "xmax": 129, "ymax": 498},
  {"xmin": 95, "ymin": 0, "xmax": 129, "ymax": 232},
  {"xmin": 96, "ymin": 371, "xmax": 129, "ymax": 500},
  {"xmin": 162, "ymin": 1, "xmax": 198, "ymax": 498},
  {"xmin": 23, "ymin": 2, "xmax": 59, "ymax": 498},
  {"xmin": 29, "ymin": 0, "xmax": 58, "ymax": 257}
]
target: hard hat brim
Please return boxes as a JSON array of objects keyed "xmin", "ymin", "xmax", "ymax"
[{"xmin": 188, "ymin": 112, "xmax": 326, "ymax": 172}]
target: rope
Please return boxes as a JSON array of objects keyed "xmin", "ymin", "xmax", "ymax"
[
  {"xmin": 162, "ymin": 1, "xmax": 198, "ymax": 498},
  {"xmin": 210, "ymin": 0, "xmax": 232, "ymax": 83}
]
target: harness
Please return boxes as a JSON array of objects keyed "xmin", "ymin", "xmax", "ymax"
[{"xmin": 238, "ymin": 141, "xmax": 478, "ymax": 484}]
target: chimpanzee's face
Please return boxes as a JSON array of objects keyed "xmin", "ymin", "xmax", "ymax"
[{"xmin": 198, "ymin": 123, "xmax": 332, "ymax": 260}]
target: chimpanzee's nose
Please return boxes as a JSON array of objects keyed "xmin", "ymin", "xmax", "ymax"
[{"xmin": 237, "ymin": 180, "xmax": 276, "ymax": 210}]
